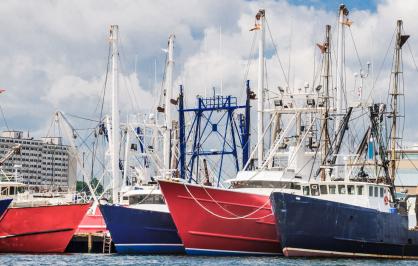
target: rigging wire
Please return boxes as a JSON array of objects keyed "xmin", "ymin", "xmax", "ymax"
[
  {"xmin": 265, "ymin": 18, "xmax": 290, "ymax": 88},
  {"xmin": 0, "ymin": 105, "xmax": 9, "ymax": 131},
  {"xmin": 365, "ymin": 28, "xmax": 396, "ymax": 104}
]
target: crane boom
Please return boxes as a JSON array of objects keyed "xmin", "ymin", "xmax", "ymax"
[{"xmin": 0, "ymin": 144, "xmax": 21, "ymax": 166}]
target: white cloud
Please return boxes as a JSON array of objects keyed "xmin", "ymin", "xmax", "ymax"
[{"xmin": 0, "ymin": 0, "xmax": 417, "ymax": 143}]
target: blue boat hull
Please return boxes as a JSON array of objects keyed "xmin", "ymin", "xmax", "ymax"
[
  {"xmin": 270, "ymin": 192, "xmax": 418, "ymax": 259},
  {"xmin": 0, "ymin": 198, "xmax": 12, "ymax": 218},
  {"xmin": 99, "ymin": 204, "xmax": 184, "ymax": 254}
]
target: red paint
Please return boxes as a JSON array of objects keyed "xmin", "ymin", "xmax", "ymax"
[
  {"xmin": 76, "ymin": 206, "xmax": 108, "ymax": 234},
  {"xmin": 159, "ymin": 180, "xmax": 281, "ymax": 255},
  {"xmin": 0, "ymin": 203, "xmax": 90, "ymax": 253}
]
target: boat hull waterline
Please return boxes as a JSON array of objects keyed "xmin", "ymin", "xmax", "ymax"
[
  {"xmin": 270, "ymin": 192, "xmax": 418, "ymax": 259},
  {"xmin": 158, "ymin": 180, "xmax": 281, "ymax": 256},
  {"xmin": 100, "ymin": 204, "xmax": 184, "ymax": 254},
  {"xmin": 0, "ymin": 203, "xmax": 90, "ymax": 253}
]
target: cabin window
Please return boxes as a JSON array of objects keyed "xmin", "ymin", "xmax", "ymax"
[
  {"xmin": 122, "ymin": 196, "xmax": 128, "ymax": 201},
  {"xmin": 303, "ymin": 186, "xmax": 310, "ymax": 195},
  {"xmin": 380, "ymin": 187, "xmax": 384, "ymax": 198},
  {"xmin": 338, "ymin": 185, "xmax": 346, "ymax": 194},
  {"xmin": 347, "ymin": 185, "xmax": 355, "ymax": 195},
  {"xmin": 374, "ymin": 187, "xmax": 378, "ymax": 197},
  {"xmin": 320, "ymin": 185, "xmax": 328, "ymax": 195},
  {"xmin": 357, "ymin": 185, "xmax": 364, "ymax": 195},
  {"xmin": 369, "ymin": 186, "xmax": 373, "ymax": 196},
  {"xmin": 329, "ymin": 185, "xmax": 336, "ymax": 194},
  {"xmin": 310, "ymin": 184, "xmax": 319, "ymax": 196}
]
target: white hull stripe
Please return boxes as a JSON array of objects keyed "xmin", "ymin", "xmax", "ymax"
[
  {"xmin": 77, "ymin": 225, "xmax": 107, "ymax": 228},
  {"xmin": 116, "ymin": 243, "xmax": 183, "ymax": 246},
  {"xmin": 284, "ymin": 247, "xmax": 418, "ymax": 259},
  {"xmin": 186, "ymin": 248, "xmax": 280, "ymax": 255}
]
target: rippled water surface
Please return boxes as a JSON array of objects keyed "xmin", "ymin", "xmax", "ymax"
[{"xmin": 2, "ymin": 254, "xmax": 418, "ymax": 266}]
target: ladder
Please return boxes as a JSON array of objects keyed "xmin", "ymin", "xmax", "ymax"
[{"xmin": 102, "ymin": 233, "xmax": 112, "ymax": 253}]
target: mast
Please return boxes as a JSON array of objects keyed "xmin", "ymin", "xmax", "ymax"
[
  {"xmin": 320, "ymin": 25, "xmax": 331, "ymax": 181},
  {"xmin": 163, "ymin": 34, "xmax": 175, "ymax": 177},
  {"xmin": 122, "ymin": 124, "xmax": 130, "ymax": 188},
  {"xmin": 110, "ymin": 25, "xmax": 121, "ymax": 203},
  {"xmin": 390, "ymin": 20, "xmax": 408, "ymax": 182},
  {"xmin": 256, "ymin": 9, "xmax": 265, "ymax": 168},
  {"xmin": 335, "ymin": 5, "xmax": 349, "ymax": 178}
]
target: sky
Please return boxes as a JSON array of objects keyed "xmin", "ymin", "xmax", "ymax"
[{"xmin": 0, "ymin": 0, "xmax": 418, "ymax": 145}]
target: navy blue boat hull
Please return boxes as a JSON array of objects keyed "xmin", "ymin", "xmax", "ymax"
[
  {"xmin": 0, "ymin": 198, "xmax": 12, "ymax": 218},
  {"xmin": 99, "ymin": 204, "xmax": 184, "ymax": 254},
  {"xmin": 270, "ymin": 192, "xmax": 418, "ymax": 259}
]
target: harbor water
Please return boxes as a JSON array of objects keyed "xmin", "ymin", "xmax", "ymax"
[{"xmin": 2, "ymin": 254, "xmax": 418, "ymax": 266}]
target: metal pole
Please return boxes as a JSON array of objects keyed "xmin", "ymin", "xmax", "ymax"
[
  {"xmin": 257, "ymin": 9, "xmax": 265, "ymax": 168},
  {"xmin": 110, "ymin": 25, "xmax": 121, "ymax": 203},
  {"xmin": 321, "ymin": 25, "xmax": 331, "ymax": 181},
  {"xmin": 163, "ymin": 35, "xmax": 175, "ymax": 177},
  {"xmin": 335, "ymin": 5, "xmax": 348, "ymax": 178}
]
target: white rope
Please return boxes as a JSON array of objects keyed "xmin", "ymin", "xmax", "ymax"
[
  {"xmin": 183, "ymin": 182, "xmax": 273, "ymax": 220},
  {"xmin": 180, "ymin": 118, "xmax": 318, "ymax": 220}
]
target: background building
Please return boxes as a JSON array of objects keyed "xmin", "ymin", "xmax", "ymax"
[{"xmin": 0, "ymin": 130, "xmax": 77, "ymax": 191}]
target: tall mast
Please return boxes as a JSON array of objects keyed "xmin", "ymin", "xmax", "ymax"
[
  {"xmin": 163, "ymin": 34, "xmax": 175, "ymax": 176},
  {"xmin": 320, "ymin": 25, "xmax": 331, "ymax": 181},
  {"xmin": 256, "ymin": 9, "xmax": 265, "ymax": 168},
  {"xmin": 335, "ymin": 5, "xmax": 349, "ymax": 178},
  {"xmin": 110, "ymin": 25, "xmax": 121, "ymax": 202},
  {"xmin": 390, "ymin": 20, "xmax": 408, "ymax": 182}
]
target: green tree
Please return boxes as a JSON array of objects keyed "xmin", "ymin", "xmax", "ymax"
[{"xmin": 76, "ymin": 178, "xmax": 104, "ymax": 195}]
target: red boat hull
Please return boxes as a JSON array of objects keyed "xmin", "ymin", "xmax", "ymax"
[
  {"xmin": 76, "ymin": 206, "xmax": 107, "ymax": 234},
  {"xmin": 0, "ymin": 203, "xmax": 90, "ymax": 253},
  {"xmin": 158, "ymin": 180, "xmax": 281, "ymax": 255}
]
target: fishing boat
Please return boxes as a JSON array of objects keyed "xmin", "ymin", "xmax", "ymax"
[
  {"xmin": 0, "ymin": 180, "xmax": 89, "ymax": 253},
  {"xmin": 270, "ymin": 181, "xmax": 418, "ymax": 258},
  {"xmin": 99, "ymin": 32, "xmax": 184, "ymax": 254},
  {"xmin": 0, "ymin": 142, "xmax": 90, "ymax": 253},
  {"xmin": 270, "ymin": 14, "xmax": 418, "ymax": 258},
  {"xmin": 159, "ymin": 8, "xmax": 325, "ymax": 255},
  {"xmin": 0, "ymin": 202, "xmax": 90, "ymax": 253},
  {"xmin": 100, "ymin": 184, "xmax": 184, "ymax": 254}
]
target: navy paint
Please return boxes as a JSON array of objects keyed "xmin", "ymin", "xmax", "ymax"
[
  {"xmin": 99, "ymin": 204, "xmax": 184, "ymax": 254},
  {"xmin": 270, "ymin": 192, "xmax": 418, "ymax": 258},
  {"xmin": 0, "ymin": 198, "xmax": 12, "ymax": 219}
]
